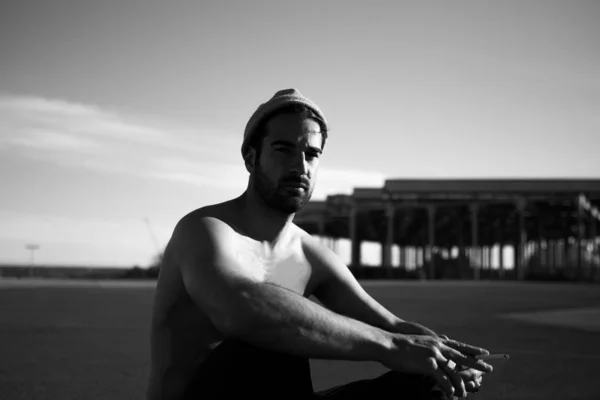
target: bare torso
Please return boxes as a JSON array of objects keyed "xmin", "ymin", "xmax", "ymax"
[{"xmin": 147, "ymin": 200, "xmax": 325, "ymax": 399}]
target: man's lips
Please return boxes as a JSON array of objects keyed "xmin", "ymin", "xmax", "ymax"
[{"xmin": 281, "ymin": 182, "xmax": 308, "ymax": 190}]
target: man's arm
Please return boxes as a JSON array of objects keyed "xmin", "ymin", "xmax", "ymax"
[
  {"xmin": 173, "ymin": 215, "xmax": 491, "ymax": 399},
  {"xmin": 174, "ymin": 214, "xmax": 394, "ymax": 362},
  {"xmin": 305, "ymin": 237, "xmax": 440, "ymax": 337},
  {"xmin": 305, "ymin": 238, "xmax": 489, "ymax": 395}
]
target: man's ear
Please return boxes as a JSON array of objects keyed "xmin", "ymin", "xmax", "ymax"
[{"xmin": 244, "ymin": 148, "xmax": 256, "ymax": 173}]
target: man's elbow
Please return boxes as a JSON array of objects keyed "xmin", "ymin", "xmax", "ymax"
[
  {"xmin": 209, "ymin": 292, "xmax": 256, "ymax": 338},
  {"xmin": 203, "ymin": 301, "xmax": 244, "ymax": 337},
  {"xmin": 212, "ymin": 310, "xmax": 251, "ymax": 338},
  {"xmin": 212, "ymin": 283, "xmax": 279, "ymax": 339}
]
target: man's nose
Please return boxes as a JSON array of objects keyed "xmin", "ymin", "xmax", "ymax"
[{"xmin": 290, "ymin": 152, "xmax": 308, "ymax": 175}]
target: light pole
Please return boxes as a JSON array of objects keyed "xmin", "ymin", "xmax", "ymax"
[{"xmin": 25, "ymin": 244, "xmax": 40, "ymax": 277}]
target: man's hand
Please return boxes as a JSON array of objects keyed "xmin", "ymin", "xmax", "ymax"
[
  {"xmin": 438, "ymin": 335, "xmax": 485, "ymax": 395},
  {"xmin": 381, "ymin": 334, "xmax": 493, "ymax": 399},
  {"xmin": 457, "ymin": 367, "xmax": 484, "ymax": 393}
]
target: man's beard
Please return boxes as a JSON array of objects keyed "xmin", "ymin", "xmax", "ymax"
[{"xmin": 253, "ymin": 164, "xmax": 313, "ymax": 214}]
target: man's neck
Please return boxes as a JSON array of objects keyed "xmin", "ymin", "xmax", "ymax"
[{"xmin": 235, "ymin": 191, "xmax": 295, "ymax": 249}]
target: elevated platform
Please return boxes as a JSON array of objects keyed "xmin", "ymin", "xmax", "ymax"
[{"xmin": 294, "ymin": 179, "xmax": 600, "ymax": 281}]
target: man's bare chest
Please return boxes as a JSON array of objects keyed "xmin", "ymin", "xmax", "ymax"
[{"xmin": 234, "ymin": 236, "xmax": 316, "ymax": 296}]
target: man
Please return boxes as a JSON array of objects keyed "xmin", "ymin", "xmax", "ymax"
[{"xmin": 147, "ymin": 89, "xmax": 493, "ymax": 400}]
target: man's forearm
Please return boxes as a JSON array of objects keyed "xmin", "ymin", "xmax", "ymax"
[{"xmin": 224, "ymin": 282, "xmax": 395, "ymax": 363}]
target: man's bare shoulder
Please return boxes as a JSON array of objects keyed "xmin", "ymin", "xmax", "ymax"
[
  {"xmin": 175, "ymin": 202, "xmax": 240, "ymax": 235},
  {"xmin": 168, "ymin": 202, "xmax": 244, "ymax": 259}
]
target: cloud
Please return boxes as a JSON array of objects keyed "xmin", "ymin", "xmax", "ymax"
[
  {"xmin": 7, "ymin": 128, "xmax": 102, "ymax": 152},
  {"xmin": 2, "ymin": 96, "xmax": 104, "ymax": 118},
  {"xmin": 0, "ymin": 95, "xmax": 167, "ymax": 144},
  {"xmin": 0, "ymin": 94, "xmax": 386, "ymax": 196},
  {"xmin": 0, "ymin": 93, "xmax": 244, "ymax": 189}
]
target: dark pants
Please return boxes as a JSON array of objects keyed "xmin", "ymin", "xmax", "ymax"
[{"xmin": 184, "ymin": 340, "xmax": 448, "ymax": 399}]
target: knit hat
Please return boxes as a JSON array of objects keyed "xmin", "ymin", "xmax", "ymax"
[{"xmin": 241, "ymin": 88, "xmax": 328, "ymax": 158}]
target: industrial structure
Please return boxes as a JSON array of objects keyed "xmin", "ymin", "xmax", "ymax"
[{"xmin": 293, "ymin": 179, "xmax": 600, "ymax": 281}]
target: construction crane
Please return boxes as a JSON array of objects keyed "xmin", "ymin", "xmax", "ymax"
[
  {"xmin": 143, "ymin": 217, "xmax": 162, "ymax": 255},
  {"xmin": 144, "ymin": 217, "xmax": 163, "ymax": 264}
]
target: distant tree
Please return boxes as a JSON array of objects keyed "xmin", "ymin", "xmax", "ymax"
[
  {"xmin": 146, "ymin": 251, "xmax": 164, "ymax": 278},
  {"xmin": 124, "ymin": 265, "xmax": 145, "ymax": 279}
]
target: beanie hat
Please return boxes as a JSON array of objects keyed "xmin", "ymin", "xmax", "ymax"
[{"xmin": 241, "ymin": 88, "xmax": 328, "ymax": 158}]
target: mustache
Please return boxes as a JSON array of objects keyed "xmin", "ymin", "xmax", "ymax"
[{"xmin": 279, "ymin": 177, "xmax": 310, "ymax": 189}]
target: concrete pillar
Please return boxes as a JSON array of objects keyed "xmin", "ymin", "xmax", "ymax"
[
  {"xmin": 382, "ymin": 204, "xmax": 395, "ymax": 268},
  {"xmin": 497, "ymin": 217, "xmax": 505, "ymax": 279},
  {"xmin": 540, "ymin": 240, "xmax": 546, "ymax": 269},
  {"xmin": 547, "ymin": 239, "xmax": 554, "ymax": 273},
  {"xmin": 457, "ymin": 213, "xmax": 465, "ymax": 276},
  {"xmin": 350, "ymin": 207, "xmax": 361, "ymax": 266},
  {"xmin": 399, "ymin": 246, "xmax": 405, "ymax": 269},
  {"xmin": 577, "ymin": 196, "xmax": 584, "ymax": 277},
  {"xmin": 415, "ymin": 247, "xmax": 419, "ymax": 268},
  {"xmin": 470, "ymin": 203, "xmax": 480, "ymax": 280},
  {"xmin": 413, "ymin": 246, "xmax": 417, "ymax": 269},
  {"xmin": 537, "ymin": 212, "xmax": 544, "ymax": 269},
  {"xmin": 563, "ymin": 210, "xmax": 571, "ymax": 271},
  {"xmin": 591, "ymin": 210, "xmax": 597, "ymax": 243},
  {"xmin": 591, "ymin": 211, "xmax": 597, "ymax": 277},
  {"xmin": 516, "ymin": 198, "xmax": 527, "ymax": 280},
  {"xmin": 413, "ymin": 246, "xmax": 418, "ymax": 268},
  {"xmin": 565, "ymin": 238, "xmax": 571, "ymax": 270},
  {"xmin": 415, "ymin": 247, "xmax": 420, "ymax": 268},
  {"xmin": 562, "ymin": 239, "xmax": 567, "ymax": 269},
  {"xmin": 512, "ymin": 240, "xmax": 518, "ymax": 276},
  {"xmin": 499, "ymin": 243, "xmax": 504, "ymax": 278},
  {"xmin": 427, "ymin": 205, "xmax": 436, "ymax": 279},
  {"xmin": 481, "ymin": 247, "xmax": 486, "ymax": 269}
]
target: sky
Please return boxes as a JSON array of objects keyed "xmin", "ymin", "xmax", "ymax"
[{"xmin": 1, "ymin": 0, "xmax": 599, "ymax": 267}]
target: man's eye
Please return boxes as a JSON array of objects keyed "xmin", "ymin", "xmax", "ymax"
[
  {"xmin": 276, "ymin": 148, "xmax": 290, "ymax": 153},
  {"xmin": 307, "ymin": 153, "xmax": 320, "ymax": 160}
]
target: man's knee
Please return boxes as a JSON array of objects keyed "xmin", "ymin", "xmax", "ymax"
[
  {"xmin": 315, "ymin": 371, "xmax": 446, "ymax": 399},
  {"xmin": 378, "ymin": 371, "xmax": 448, "ymax": 399},
  {"xmin": 186, "ymin": 340, "xmax": 313, "ymax": 398}
]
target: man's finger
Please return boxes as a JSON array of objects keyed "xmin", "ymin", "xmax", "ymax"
[
  {"xmin": 442, "ymin": 345, "xmax": 493, "ymax": 373},
  {"xmin": 431, "ymin": 365, "xmax": 455, "ymax": 399},
  {"xmin": 465, "ymin": 381, "xmax": 479, "ymax": 393},
  {"xmin": 457, "ymin": 367, "xmax": 484, "ymax": 381},
  {"xmin": 462, "ymin": 370, "xmax": 484, "ymax": 393},
  {"xmin": 445, "ymin": 339, "xmax": 490, "ymax": 357},
  {"xmin": 440, "ymin": 360, "xmax": 466, "ymax": 398}
]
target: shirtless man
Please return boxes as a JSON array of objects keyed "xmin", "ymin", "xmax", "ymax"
[{"xmin": 147, "ymin": 89, "xmax": 493, "ymax": 399}]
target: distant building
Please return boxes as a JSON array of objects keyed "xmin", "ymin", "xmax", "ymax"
[{"xmin": 294, "ymin": 179, "xmax": 600, "ymax": 281}]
